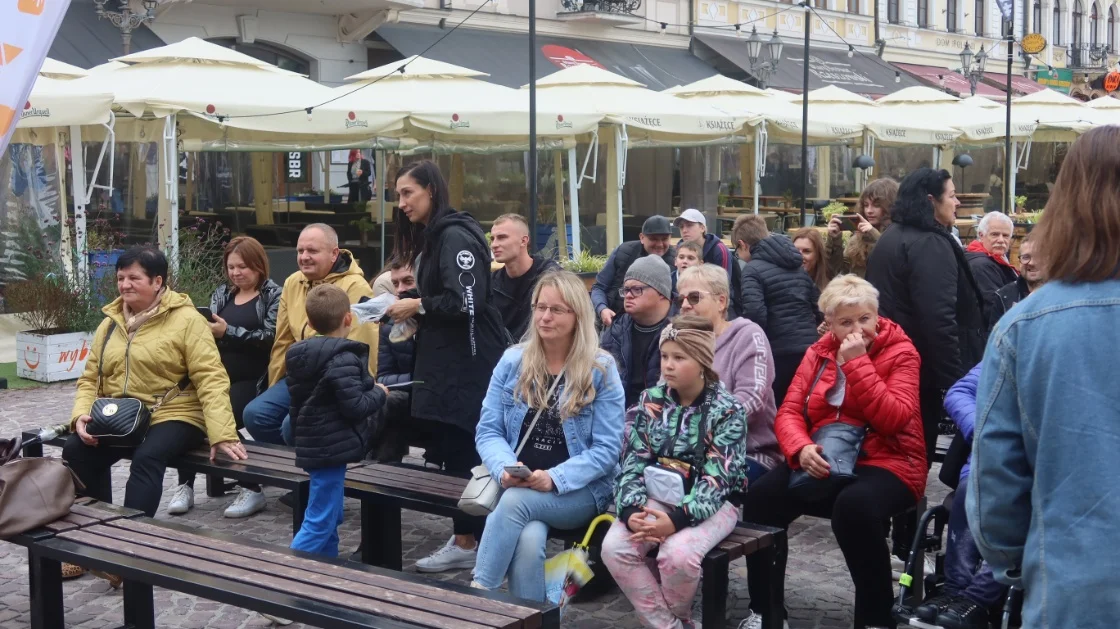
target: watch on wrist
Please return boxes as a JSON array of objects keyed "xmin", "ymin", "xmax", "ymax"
[{"xmin": 417, "ymin": 300, "xmax": 426, "ymax": 315}]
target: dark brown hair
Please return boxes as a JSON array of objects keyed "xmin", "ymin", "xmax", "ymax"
[
  {"xmin": 305, "ymin": 284, "xmax": 351, "ymax": 335},
  {"xmin": 792, "ymin": 228, "xmax": 829, "ymax": 291},
  {"xmin": 732, "ymin": 215, "xmax": 769, "ymax": 249},
  {"xmin": 858, "ymin": 178, "xmax": 899, "ymax": 222},
  {"xmin": 224, "ymin": 236, "xmax": 269, "ymax": 288},
  {"xmin": 392, "ymin": 160, "xmax": 452, "ymax": 265},
  {"xmin": 1033, "ymin": 126, "xmax": 1120, "ymax": 283}
]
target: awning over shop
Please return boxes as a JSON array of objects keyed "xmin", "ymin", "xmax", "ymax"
[
  {"xmin": 48, "ymin": 0, "xmax": 164, "ymax": 69},
  {"xmin": 693, "ymin": 35, "xmax": 921, "ymax": 97},
  {"xmin": 893, "ymin": 62, "xmax": 1005, "ymax": 99},
  {"xmin": 981, "ymin": 72, "xmax": 1048, "ymax": 95},
  {"xmin": 373, "ymin": 23, "xmax": 714, "ymax": 91}
]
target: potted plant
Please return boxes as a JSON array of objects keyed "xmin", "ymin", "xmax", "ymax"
[
  {"xmin": 350, "ymin": 215, "xmax": 377, "ymax": 248},
  {"xmin": 561, "ymin": 251, "xmax": 609, "ymax": 292},
  {"xmin": 821, "ymin": 201, "xmax": 849, "ymax": 224}
]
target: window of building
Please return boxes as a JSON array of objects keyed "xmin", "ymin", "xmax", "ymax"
[
  {"xmin": 1091, "ymin": 3, "xmax": 1100, "ymax": 45},
  {"xmin": 1032, "ymin": 0, "xmax": 1042, "ymax": 32},
  {"xmin": 918, "ymin": 0, "xmax": 930, "ymax": 26},
  {"xmin": 814, "ymin": 0, "xmax": 828, "ymax": 9},
  {"xmin": 1074, "ymin": 0, "xmax": 1084, "ymax": 45},
  {"xmin": 975, "ymin": 0, "xmax": 986, "ymax": 34},
  {"xmin": 948, "ymin": 0, "xmax": 959, "ymax": 31},
  {"xmin": 1054, "ymin": 0, "xmax": 1063, "ymax": 44},
  {"xmin": 888, "ymin": 0, "xmax": 900, "ymax": 23},
  {"xmin": 848, "ymin": 0, "xmax": 859, "ymax": 13},
  {"xmin": 1110, "ymin": 6, "xmax": 1117, "ymax": 51}
]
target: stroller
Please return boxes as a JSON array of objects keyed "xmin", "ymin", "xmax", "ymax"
[{"xmin": 891, "ymin": 436, "xmax": 1023, "ymax": 629}]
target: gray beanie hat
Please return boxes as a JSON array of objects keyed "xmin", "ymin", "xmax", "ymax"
[{"xmin": 624, "ymin": 255, "xmax": 672, "ymax": 300}]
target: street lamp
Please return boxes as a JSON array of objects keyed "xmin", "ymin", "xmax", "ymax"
[
  {"xmin": 744, "ymin": 26, "xmax": 784, "ymax": 88},
  {"xmin": 959, "ymin": 43, "xmax": 988, "ymax": 96},
  {"xmin": 94, "ymin": 0, "xmax": 159, "ymax": 55}
]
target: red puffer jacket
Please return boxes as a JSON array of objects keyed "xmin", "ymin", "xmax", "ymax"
[{"xmin": 775, "ymin": 316, "xmax": 927, "ymax": 499}]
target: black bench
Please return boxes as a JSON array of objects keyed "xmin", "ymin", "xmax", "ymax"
[
  {"xmin": 20, "ymin": 434, "xmax": 324, "ymax": 534},
  {"xmin": 344, "ymin": 462, "xmax": 786, "ymax": 629},
  {"xmin": 11, "ymin": 502, "xmax": 557, "ymax": 629}
]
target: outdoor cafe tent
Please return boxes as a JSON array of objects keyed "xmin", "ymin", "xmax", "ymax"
[
  {"xmin": 37, "ymin": 57, "xmax": 88, "ymax": 80},
  {"xmin": 1009, "ymin": 89, "xmax": 1100, "ymax": 140},
  {"xmin": 1087, "ymin": 95, "xmax": 1120, "ymax": 125},
  {"xmin": 876, "ymin": 86, "xmax": 1037, "ymax": 143},
  {"xmin": 527, "ymin": 64, "xmax": 748, "ymax": 250},
  {"xmin": 795, "ymin": 85, "xmax": 962, "ymax": 146}
]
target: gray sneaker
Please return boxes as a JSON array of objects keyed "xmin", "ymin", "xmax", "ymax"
[
  {"xmin": 166, "ymin": 484, "xmax": 194, "ymax": 516},
  {"xmin": 415, "ymin": 537, "xmax": 477, "ymax": 573},
  {"xmin": 738, "ymin": 612, "xmax": 789, "ymax": 629},
  {"xmin": 223, "ymin": 487, "xmax": 266, "ymax": 519}
]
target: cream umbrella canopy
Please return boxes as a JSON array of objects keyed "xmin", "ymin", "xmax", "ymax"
[
  {"xmin": 876, "ymin": 86, "xmax": 1036, "ymax": 142},
  {"xmin": 1087, "ymin": 96, "xmax": 1120, "ymax": 125},
  {"xmin": 37, "ymin": 58, "xmax": 89, "ymax": 80},
  {"xmin": 14, "ymin": 75, "xmax": 114, "ymax": 129},
  {"xmin": 796, "ymin": 85, "xmax": 961, "ymax": 145},
  {"xmin": 310, "ymin": 56, "xmax": 603, "ymax": 149},
  {"xmin": 1009, "ymin": 89, "xmax": 1099, "ymax": 140}
]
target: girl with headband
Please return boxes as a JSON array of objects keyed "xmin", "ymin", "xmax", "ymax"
[{"xmin": 602, "ymin": 315, "xmax": 748, "ymax": 629}]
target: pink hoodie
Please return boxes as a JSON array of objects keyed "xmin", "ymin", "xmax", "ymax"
[{"xmin": 713, "ymin": 317, "xmax": 782, "ymax": 471}]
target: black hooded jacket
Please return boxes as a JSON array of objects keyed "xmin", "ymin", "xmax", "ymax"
[
  {"xmin": 412, "ymin": 210, "xmax": 507, "ymax": 433},
  {"xmin": 286, "ymin": 336, "xmax": 386, "ymax": 469},
  {"xmin": 739, "ymin": 235, "xmax": 823, "ymax": 355}
]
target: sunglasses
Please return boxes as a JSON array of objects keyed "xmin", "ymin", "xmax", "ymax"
[{"xmin": 675, "ymin": 290, "xmax": 712, "ymax": 307}]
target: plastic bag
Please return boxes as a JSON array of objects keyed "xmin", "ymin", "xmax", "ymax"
[
  {"xmin": 351, "ymin": 293, "xmax": 397, "ymax": 324},
  {"xmin": 389, "ymin": 317, "xmax": 418, "ymax": 343}
]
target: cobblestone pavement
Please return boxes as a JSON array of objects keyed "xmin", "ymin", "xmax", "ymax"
[{"xmin": 0, "ymin": 384, "xmax": 947, "ymax": 629}]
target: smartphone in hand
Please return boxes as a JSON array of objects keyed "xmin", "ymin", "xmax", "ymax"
[
  {"xmin": 503, "ymin": 464, "xmax": 532, "ymax": 479},
  {"xmin": 839, "ymin": 214, "xmax": 861, "ymax": 231},
  {"xmin": 196, "ymin": 307, "xmax": 214, "ymax": 321}
]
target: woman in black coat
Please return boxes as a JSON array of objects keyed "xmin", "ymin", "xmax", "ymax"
[
  {"xmin": 347, "ymin": 149, "xmax": 373, "ymax": 204},
  {"xmin": 865, "ymin": 168, "xmax": 987, "ymax": 464},
  {"xmin": 386, "ymin": 160, "xmax": 506, "ymax": 573}
]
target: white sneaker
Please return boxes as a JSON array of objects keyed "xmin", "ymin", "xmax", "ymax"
[
  {"xmin": 223, "ymin": 487, "xmax": 266, "ymax": 519},
  {"xmin": 166, "ymin": 484, "xmax": 194, "ymax": 516},
  {"xmin": 259, "ymin": 612, "xmax": 293, "ymax": 626},
  {"xmin": 737, "ymin": 612, "xmax": 789, "ymax": 629},
  {"xmin": 415, "ymin": 537, "xmax": 477, "ymax": 573},
  {"xmin": 469, "ymin": 580, "xmax": 489, "ymax": 590}
]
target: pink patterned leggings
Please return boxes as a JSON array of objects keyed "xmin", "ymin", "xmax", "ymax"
[{"xmin": 602, "ymin": 501, "xmax": 739, "ymax": 629}]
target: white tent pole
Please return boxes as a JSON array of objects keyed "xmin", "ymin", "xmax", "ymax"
[
  {"xmin": 753, "ymin": 131, "xmax": 761, "ymax": 215},
  {"xmin": 1008, "ymin": 141, "xmax": 1018, "ymax": 210},
  {"xmin": 55, "ymin": 129, "xmax": 74, "ymax": 286},
  {"xmin": 163, "ymin": 115, "xmax": 180, "ymax": 270},
  {"xmin": 933, "ymin": 147, "xmax": 942, "ymax": 170},
  {"xmin": 69, "ymin": 125, "xmax": 89, "ymax": 287},
  {"xmin": 378, "ymin": 148, "xmax": 387, "ymax": 269},
  {"xmin": 567, "ymin": 147, "xmax": 581, "ymax": 256}
]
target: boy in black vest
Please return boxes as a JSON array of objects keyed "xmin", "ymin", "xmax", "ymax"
[{"xmin": 286, "ymin": 284, "xmax": 387, "ymax": 557}]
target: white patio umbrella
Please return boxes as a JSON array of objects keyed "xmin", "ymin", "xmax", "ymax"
[
  {"xmin": 1009, "ymin": 89, "xmax": 1099, "ymax": 140},
  {"xmin": 1087, "ymin": 95, "xmax": 1120, "ymax": 126},
  {"xmin": 876, "ymin": 86, "xmax": 1035, "ymax": 142},
  {"xmin": 796, "ymin": 85, "xmax": 961, "ymax": 145},
  {"xmin": 313, "ymin": 56, "xmax": 603, "ymax": 149},
  {"xmin": 15, "ymin": 75, "xmax": 114, "ymax": 129},
  {"xmin": 37, "ymin": 58, "xmax": 88, "ymax": 80}
]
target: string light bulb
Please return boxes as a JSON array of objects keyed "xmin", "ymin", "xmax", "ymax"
[
  {"xmin": 659, "ymin": 22, "xmax": 668, "ymax": 34},
  {"xmin": 895, "ymin": 70, "xmax": 901, "ymax": 83},
  {"xmin": 848, "ymin": 44, "xmax": 854, "ymax": 58},
  {"xmin": 306, "ymin": 107, "xmax": 314, "ymax": 122},
  {"xmin": 735, "ymin": 24, "xmax": 742, "ymax": 38}
]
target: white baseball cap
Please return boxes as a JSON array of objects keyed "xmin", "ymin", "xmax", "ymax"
[{"xmin": 674, "ymin": 208, "xmax": 707, "ymax": 229}]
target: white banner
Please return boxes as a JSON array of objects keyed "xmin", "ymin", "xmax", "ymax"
[{"xmin": 0, "ymin": 0, "xmax": 71, "ymax": 155}]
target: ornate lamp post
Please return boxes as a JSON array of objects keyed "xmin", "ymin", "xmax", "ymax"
[
  {"xmin": 744, "ymin": 27, "xmax": 785, "ymax": 89},
  {"xmin": 959, "ymin": 42, "xmax": 989, "ymax": 96},
  {"xmin": 94, "ymin": 0, "xmax": 159, "ymax": 55}
]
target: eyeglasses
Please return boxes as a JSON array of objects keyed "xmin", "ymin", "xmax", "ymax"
[
  {"xmin": 619, "ymin": 286, "xmax": 647, "ymax": 298},
  {"xmin": 675, "ymin": 291, "xmax": 712, "ymax": 307},
  {"xmin": 1019, "ymin": 253, "xmax": 1033, "ymax": 263},
  {"xmin": 532, "ymin": 303, "xmax": 574, "ymax": 317}
]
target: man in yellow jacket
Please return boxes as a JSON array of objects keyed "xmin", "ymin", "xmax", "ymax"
[{"xmin": 243, "ymin": 223, "xmax": 377, "ymax": 451}]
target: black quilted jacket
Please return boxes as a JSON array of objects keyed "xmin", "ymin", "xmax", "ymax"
[
  {"xmin": 286, "ymin": 336, "xmax": 385, "ymax": 468},
  {"xmin": 739, "ymin": 235, "xmax": 823, "ymax": 356}
]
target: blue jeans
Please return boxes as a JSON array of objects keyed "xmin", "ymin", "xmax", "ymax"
[
  {"xmin": 946, "ymin": 479, "xmax": 1003, "ymax": 607},
  {"xmin": 243, "ymin": 382, "xmax": 293, "ymax": 446},
  {"xmin": 290, "ymin": 466, "xmax": 346, "ymax": 557},
  {"xmin": 474, "ymin": 486, "xmax": 600, "ymax": 602}
]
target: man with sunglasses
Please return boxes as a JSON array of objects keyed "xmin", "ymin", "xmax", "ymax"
[
  {"xmin": 591, "ymin": 216, "xmax": 677, "ymax": 328},
  {"xmin": 600, "ymin": 255, "xmax": 677, "ymax": 408}
]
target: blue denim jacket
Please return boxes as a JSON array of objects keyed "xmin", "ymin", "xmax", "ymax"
[
  {"xmin": 475, "ymin": 346, "xmax": 625, "ymax": 512},
  {"xmin": 967, "ymin": 280, "xmax": 1120, "ymax": 629}
]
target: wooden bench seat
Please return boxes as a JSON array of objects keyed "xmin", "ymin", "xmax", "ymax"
[{"xmin": 13, "ymin": 504, "xmax": 556, "ymax": 629}]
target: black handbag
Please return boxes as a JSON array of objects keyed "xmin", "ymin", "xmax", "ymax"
[
  {"xmin": 87, "ymin": 322, "xmax": 190, "ymax": 448},
  {"xmin": 788, "ymin": 360, "xmax": 867, "ymax": 501}
]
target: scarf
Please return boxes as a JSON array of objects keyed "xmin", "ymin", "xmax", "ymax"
[
  {"xmin": 122, "ymin": 287, "xmax": 167, "ymax": 336},
  {"xmin": 966, "ymin": 240, "xmax": 1017, "ymax": 272}
]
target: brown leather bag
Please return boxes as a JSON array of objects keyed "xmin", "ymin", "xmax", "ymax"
[{"xmin": 0, "ymin": 436, "xmax": 84, "ymax": 539}]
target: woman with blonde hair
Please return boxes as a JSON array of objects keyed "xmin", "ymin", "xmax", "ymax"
[
  {"xmin": 677, "ymin": 264, "xmax": 781, "ymax": 483},
  {"xmin": 792, "ymin": 228, "xmax": 830, "ymax": 291},
  {"xmin": 826, "ymin": 178, "xmax": 898, "ymax": 277},
  {"xmin": 737, "ymin": 274, "xmax": 925, "ymax": 629},
  {"xmin": 473, "ymin": 270, "xmax": 625, "ymax": 603}
]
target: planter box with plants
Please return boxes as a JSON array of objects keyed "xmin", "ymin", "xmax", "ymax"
[
  {"xmin": 561, "ymin": 251, "xmax": 609, "ymax": 292},
  {"xmin": 6, "ymin": 277, "xmax": 104, "ymax": 384},
  {"xmin": 16, "ymin": 329, "xmax": 96, "ymax": 383}
]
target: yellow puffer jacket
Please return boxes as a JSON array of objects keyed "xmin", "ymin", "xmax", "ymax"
[
  {"xmin": 71, "ymin": 290, "xmax": 239, "ymax": 446},
  {"xmin": 268, "ymin": 250, "xmax": 378, "ymax": 386}
]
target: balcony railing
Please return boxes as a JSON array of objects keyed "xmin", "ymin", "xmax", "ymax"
[
  {"xmin": 1068, "ymin": 43, "xmax": 1110, "ymax": 68},
  {"xmin": 558, "ymin": 0, "xmax": 642, "ymax": 15}
]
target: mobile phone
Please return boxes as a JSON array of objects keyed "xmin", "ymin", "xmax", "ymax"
[
  {"xmin": 839, "ymin": 214, "xmax": 861, "ymax": 231},
  {"xmin": 503, "ymin": 464, "xmax": 532, "ymax": 479},
  {"xmin": 196, "ymin": 307, "xmax": 214, "ymax": 321}
]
